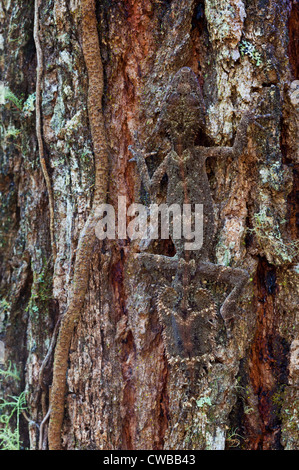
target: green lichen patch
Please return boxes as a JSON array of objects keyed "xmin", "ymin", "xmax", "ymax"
[
  {"xmin": 239, "ymin": 40, "xmax": 262, "ymax": 67},
  {"xmin": 249, "ymin": 207, "xmax": 299, "ymax": 265}
]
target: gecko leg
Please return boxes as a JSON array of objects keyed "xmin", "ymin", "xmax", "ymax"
[
  {"xmin": 136, "ymin": 252, "xmax": 181, "ymax": 272},
  {"xmin": 197, "ymin": 262, "xmax": 249, "ymax": 322},
  {"xmin": 136, "ymin": 252, "xmax": 197, "ymax": 275}
]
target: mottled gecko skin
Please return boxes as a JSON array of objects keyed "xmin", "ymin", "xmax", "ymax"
[
  {"xmin": 157, "ymin": 286, "xmax": 217, "ymax": 369},
  {"xmin": 130, "ymin": 67, "xmax": 255, "ymax": 371}
]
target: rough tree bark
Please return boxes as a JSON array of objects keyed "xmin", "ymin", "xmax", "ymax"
[{"xmin": 0, "ymin": 0, "xmax": 298, "ymax": 450}]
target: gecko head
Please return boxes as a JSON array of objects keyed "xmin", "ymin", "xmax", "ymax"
[{"xmin": 158, "ymin": 67, "xmax": 206, "ymax": 141}]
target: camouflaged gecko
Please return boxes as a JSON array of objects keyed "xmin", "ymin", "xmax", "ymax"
[{"xmin": 129, "ymin": 67, "xmax": 269, "ymax": 372}]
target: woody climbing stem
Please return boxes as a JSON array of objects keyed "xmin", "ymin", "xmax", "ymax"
[{"xmin": 47, "ymin": 0, "xmax": 109, "ymax": 450}]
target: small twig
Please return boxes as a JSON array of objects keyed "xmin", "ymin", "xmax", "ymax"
[
  {"xmin": 38, "ymin": 317, "xmax": 61, "ymax": 391},
  {"xmin": 39, "ymin": 406, "xmax": 51, "ymax": 450},
  {"xmin": 22, "ymin": 410, "xmax": 38, "ymax": 426},
  {"xmin": 38, "ymin": 316, "xmax": 61, "ymax": 417}
]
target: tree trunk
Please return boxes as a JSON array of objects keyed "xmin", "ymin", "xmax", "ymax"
[{"xmin": 0, "ymin": 0, "xmax": 298, "ymax": 451}]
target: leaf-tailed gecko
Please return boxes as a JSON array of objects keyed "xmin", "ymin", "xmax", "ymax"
[{"xmin": 129, "ymin": 67, "xmax": 269, "ymax": 369}]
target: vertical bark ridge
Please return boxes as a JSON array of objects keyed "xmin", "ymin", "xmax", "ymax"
[{"xmin": 34, "ymin": 0, "xmax": 57, "ymax": 263}]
